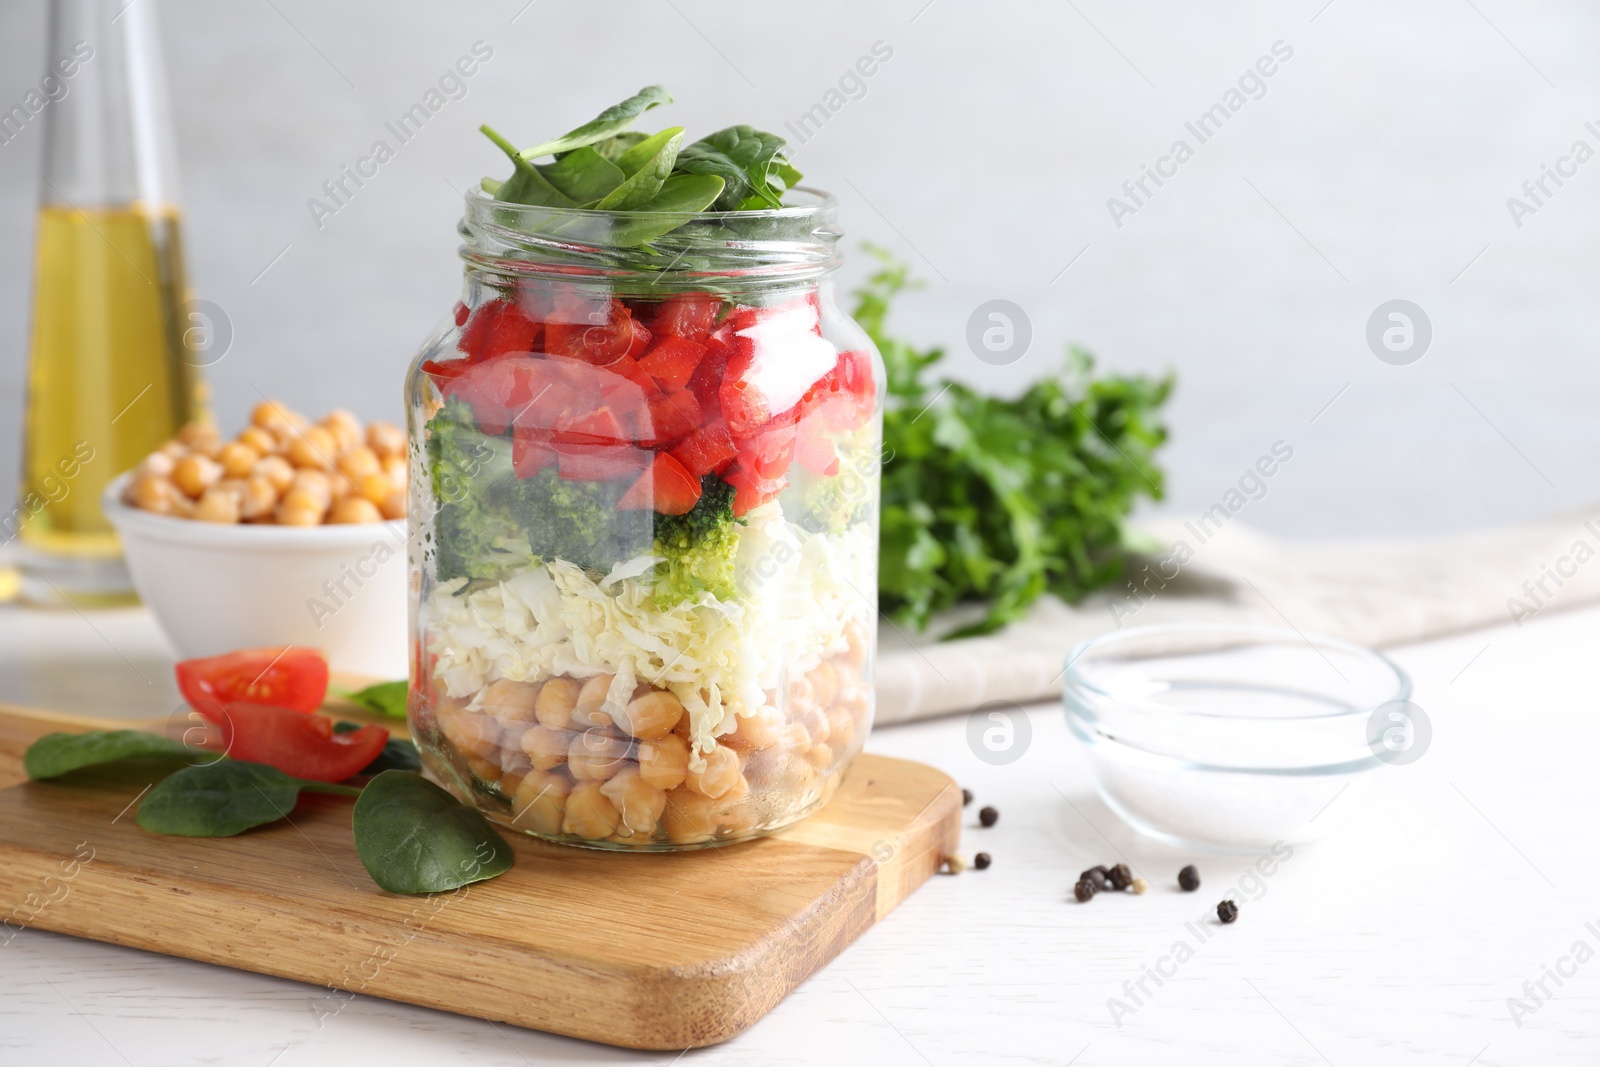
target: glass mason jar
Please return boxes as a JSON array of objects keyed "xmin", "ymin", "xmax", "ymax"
[{"xmin": 406, "ymin": 187, "xmax": 881, "ymax": 850}]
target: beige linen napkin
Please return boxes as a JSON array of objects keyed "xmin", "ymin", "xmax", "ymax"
[{"xmin": 874, "ymin": 508, "xmax": 1600, "ymax": 725}]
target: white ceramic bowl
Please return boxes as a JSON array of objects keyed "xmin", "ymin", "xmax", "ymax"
[{"xmin": 103, "ymin": 473, "xmax": 409, "ymax": 677}]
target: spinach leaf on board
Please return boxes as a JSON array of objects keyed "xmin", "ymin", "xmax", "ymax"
[
  {"xmin": 863, "ymin": 248, "xmax": 1173, "ymax": 639},
  {"xmin": 24, "ymin": 730, "xmax": 202, "ymax": 780},
  {"xmin": 136, "ymin": 761, "xmax": 360, "ymax": 837},
  {"xmin": 517, "ymin": 85, "xmax": 672, "ymax": 161},
  {"xmin": 536, "ymin": 145, "xmax": 625, "ymax": 205},
  {"xmin": 352, "ymin": 771, "xmax": 513, "ymax": 894},
  {"xmin": 338, "ymin": 679, "xmax": 409, "ymax": 719},
  {"xmin": 596, "ymin": 127, "xmax": 685, "ymax": 210},
  {"xmin": 333, "ymin": 721, "xmax": 422, "ymax": 774},
  {"xmin": 676, "ymin": 125, "xmax": 792, "ymax": 209}
]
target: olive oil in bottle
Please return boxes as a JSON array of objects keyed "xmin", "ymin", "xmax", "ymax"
[{"xmin": 13, "ymin": 0, "xmax": 205, "ymax": 605}]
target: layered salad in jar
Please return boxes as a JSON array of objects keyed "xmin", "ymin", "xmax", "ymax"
[{"xmin": 413, "ymin": 277, "xmax": 880, "ymax": 848}]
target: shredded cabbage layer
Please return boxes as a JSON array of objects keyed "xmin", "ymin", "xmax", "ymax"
[{"xmin": 426, "ymin": 503, "xmax": 875, "ymax": 762}]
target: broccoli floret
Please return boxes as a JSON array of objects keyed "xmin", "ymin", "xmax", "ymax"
[
  {"xmin": 652, "ymin": 475, "xmax": 743, "ymax": 606},
  {"xmin": 512, "ymin": 467, "xmax": 650, "ymax": 573},
  {"xmin": 425, "ymin": 399, "xmax": 531, "ymax": 582},
  {"xmin": 424, "ymin": 397, "xmax": 651, "ymax": 582}
]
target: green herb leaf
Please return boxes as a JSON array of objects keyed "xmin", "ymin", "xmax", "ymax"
[
  {"xmin": 595, "ymin": 127, "xmax": 685, "ymax": 210},
  {"xmin": 536, "ymin": 145, "xmax": 625, "ymax": 205},
  {"xmin": 481, "ymin": 124, "xmax": 576, "ymax": 207},
  {"xmin": 863, "ymin": 248, "xmax": 1173, "ymax": 638},
  {"xmin": 517, "ymin": 85, "xmax": 672, "ymax": 160},
  {"xmin": 135, "ymin": 760, "xmax": 359, "ymax": 838},
  {"xmin": 338, "ymin": 679, "xmax": 409, "ymax": 719},
  {"xmin": 24, "ymin": 730, "xmax": 201, "ymax": 779},
  {"xmin": 353, "ymin": 771, "xmax": 513, "ymax": 894},
  {"xmin": 675, "ymin": 125, "xmax": 792, "ymax": 209}
]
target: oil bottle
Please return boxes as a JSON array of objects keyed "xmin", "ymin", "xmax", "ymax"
[{"xmin": 13, "ymin": 0, "xmax": 206, "ymax": 605}]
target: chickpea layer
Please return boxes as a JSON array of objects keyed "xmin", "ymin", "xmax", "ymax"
[
  {"xmin": 123, "ymin": 404, "xmax": 406, "ymax": 526},
  {"xmin": 432, "ymin": 644, "xmax": 872, "ymax": 848}
]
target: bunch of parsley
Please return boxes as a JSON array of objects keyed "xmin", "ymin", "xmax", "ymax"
[{"xmin": 862, "ymin": 251, "xmax": 1173, "ymax": 638}]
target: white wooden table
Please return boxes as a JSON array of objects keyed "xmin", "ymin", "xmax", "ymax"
[{"xmin": 1, "ymin": 598, "xmax": 1596, "ymax": 1065}]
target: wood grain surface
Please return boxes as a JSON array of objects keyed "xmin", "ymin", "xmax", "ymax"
[{"xmin": 0, "ymin": 701, "xmax": 960, "ymax": 1050}]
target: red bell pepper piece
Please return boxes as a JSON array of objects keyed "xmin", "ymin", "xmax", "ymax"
[
  {"xmin": 724, "ymin": 463, "xmax": 788, "ymax": 516},
  {"xmin": 616, "ymin": 452, "xmax": 703, "ymax": 515},
  {"xmin": 638, "ymin": 335, "xmax": 707, "ymax": 391},
  {"xmin": 642, "ymin": 391, "xmax": 703, "ymax": 447},
  {"xmin": 649, "ymin": 293, "xmax": 723, "ymax": 343},
  {"xmin": 670, "ymin": 418, "xmax": 739, "ymax": 477},
  {"xmin": 719, "ymin": 303, "xmax": 838, "ymax": 436},
  {"xmin": 458, "ymin": 299, "xmax": 541, "ymax": 362}
]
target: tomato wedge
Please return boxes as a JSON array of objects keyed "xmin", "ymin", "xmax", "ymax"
[
  {"xmin": 212, "ymin": 703, "xmax": 388, "ymax": 783},
  {"xmin": 176, "ymin": 647, "xmax": 328, "ymax": 721},
  {"xmin": 616, "ymin": 452, "xmax": 702, "ymax": 515}
]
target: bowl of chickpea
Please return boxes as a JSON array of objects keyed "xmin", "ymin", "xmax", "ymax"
[{"xmin": 102, "ymin": 400, "xmax": 410, "ymax": 677}]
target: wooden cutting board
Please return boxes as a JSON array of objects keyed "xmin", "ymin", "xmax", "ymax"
[{"xmin": 0, "ymin": 699, "xmax": 960, "ymax": 1050}]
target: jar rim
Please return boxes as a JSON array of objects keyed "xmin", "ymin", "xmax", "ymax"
[
  {"xmin": 458, "ymin": 184, "xmax": 842, "ymax": 284},
  {"xmin": 462, "ymin": 184, "xmax": 838, "ymax": 223}
]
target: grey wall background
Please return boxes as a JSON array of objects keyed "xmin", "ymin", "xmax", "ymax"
[{"xmin": 2, "ymin": 0, "xmax": 1597, "ymax": 540}]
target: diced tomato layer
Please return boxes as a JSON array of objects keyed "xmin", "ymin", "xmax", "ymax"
[
  {"xmin": 797, "ymin": 418, "xmax": 841, "ymax": 476},
  {"xmin": 459, "ymin": 299, "xmax": 541, "ymax": 362},
  {"xmin": 719, "ymin": 303, "xmax": 838, "ymax": 436},
  {"xmin": 212, "ymin": 703, "xmax": 388, "ymax": 783},
  {"xmin": 176, "ymin": 647, "xmax": 328, "ymax": 722},
  {"xmin": 641, "ymin": 391, "xmax": 703, "ymax": 447},
  {"xmin": 554, "ymin": 406, "xmax": 626, "ymax": 445},
  {"xmin": 616, "ymin": 452, "xmax": 702, "ymax": 515},
  {"xmin": 512, "ymin": 429, "xmax": 555, "ymax": 478},
  {"xmin": 638, "ymin": 335, "xmax": 707, "ymax": 391},
  {"xmin": 443, "ymin": 355, "xmax": 559, "ymax": 435},
  {"xmin": 724, "ymin": 464, "xmax": 788, "ymax": 517},
  {"xmin": 733, "ymin": 417, "xmax": 798, "ymax": 481},
  {"xmin": 453, "ymin": 301, "xmax": 470, "ymax": 327},
  {"xmin": 670, "ymin": 419, "xmax": 738, "ymax": 477},
  {"xmin": 647, "ymin": 293, "xmax": 723, "ymax": 343},
  {"xmin": 555, "ymin": 443, "xmax": 648, "ymax": 481},
  {"xmin": 545, "ymin": 298, "xmax": 650, "ymax": 366}
]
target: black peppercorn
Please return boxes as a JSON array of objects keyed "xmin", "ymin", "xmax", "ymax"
[
  {"xmin": 978, "ymin": 805, "xmax": 999, "ymax": 827},
  {"xmin": 974, "ymin": 852, "xmax": 991, "ymax": 870},
  {"xmin": 1107, "ymin": 863, "xmax": 1133, "ymax": 891},
  {"xmin": 1178, "ymin": 865, "xmax": 1200, "ymax": 892},
  {"xmin": 1080, "ymin": 866, "xmax": 1108, "ymax": 891},
  {"xmin": 1217, "ymin": 899, "xmax": 1238, "ymax": 924},
  {"xmin": 1073, "ymin": 878, "xmax": 1097, "ymax": 902},
  {"xmin": 962, "ymin": 788, "xmax": 974, "ymax": 807}
]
